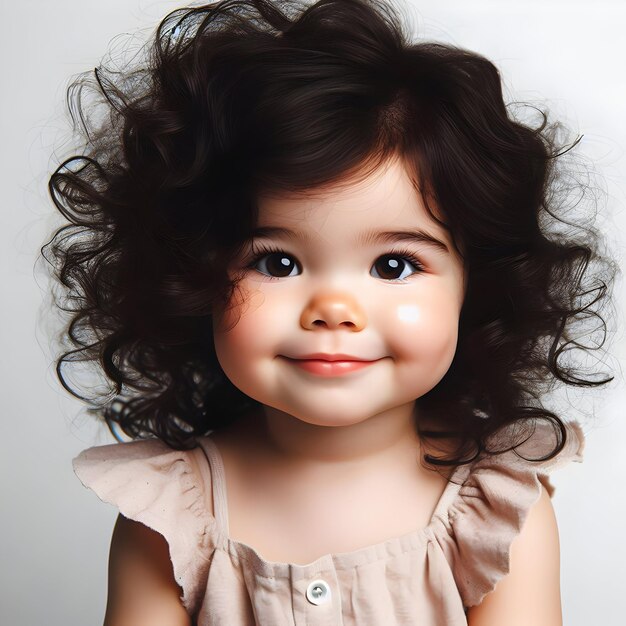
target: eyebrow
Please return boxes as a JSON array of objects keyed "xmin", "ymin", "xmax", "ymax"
[{"xmin": 251, "ymin": 226, "xmax": 450, "ymax": 254}]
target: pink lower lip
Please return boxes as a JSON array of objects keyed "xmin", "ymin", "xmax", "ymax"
[{"xmin": 285, "ymin": 358, "xmax": 377, "ymax": 376}]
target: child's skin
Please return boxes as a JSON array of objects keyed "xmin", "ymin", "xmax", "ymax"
[{"xmin": 210, "ymin": 153, "xmax": 466, "ymax": 563}]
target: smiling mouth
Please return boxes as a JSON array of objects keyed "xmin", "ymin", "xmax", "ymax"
[{"xmin": 281, "ymin": 357, "xmax": 380, "ymax": 376}]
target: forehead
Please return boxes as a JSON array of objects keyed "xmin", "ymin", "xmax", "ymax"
[{"xmin": 256, "ymin": 156, "xmax": 450, "ymax": 246}]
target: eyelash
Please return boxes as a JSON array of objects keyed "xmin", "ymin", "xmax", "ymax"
[{"xmin": 244, "ymin": 243, "xmax": 426, "ymax": 282}]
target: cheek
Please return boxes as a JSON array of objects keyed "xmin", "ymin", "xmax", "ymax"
[
  {"xmin": 212, "ymin": 285, "xmax": 284, "ymax": 382},
  {"xmin": 383, "ymin": 289, "xmax": 460, "ymax": 370}
]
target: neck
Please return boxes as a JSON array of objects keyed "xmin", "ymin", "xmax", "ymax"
[{"xmin": 246, "ymin": 402, "xmax": 422, "ymax": 469}]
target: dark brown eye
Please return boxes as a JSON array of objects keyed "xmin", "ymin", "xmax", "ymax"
[
  {"xmin": 254, "ymin": 252, "xmax": 300, "ymax": 278},
  {"xmin": 371, "ymin": 254, "xmax": 420, "ymax": 280}
]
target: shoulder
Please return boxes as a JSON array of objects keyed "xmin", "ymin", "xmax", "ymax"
[
  {"xmin": 105, "ymin": 514, "xmax": 192, "ymax": 626},
  {"xmin": 466, "ymin": 484, "xmax": 562, "ymax": 625}
]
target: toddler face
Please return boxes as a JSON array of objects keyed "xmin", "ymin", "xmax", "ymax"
[{"xmin": 213, "ymin": 155, "xmax": 466, "ymax": 427}]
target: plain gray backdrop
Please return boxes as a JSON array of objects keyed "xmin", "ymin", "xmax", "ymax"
[{"xmin": 2, "ymin": 0, "xmax": 625, "ymax": 624}]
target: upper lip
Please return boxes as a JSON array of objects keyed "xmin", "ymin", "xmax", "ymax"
[{"xmin": 286, "ymin": 353, "xmax": 376, "ymax": 362}]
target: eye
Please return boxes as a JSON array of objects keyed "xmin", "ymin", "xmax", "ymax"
[
  {"xmin": 252, "ymin": 251, "xmax": 301, "ymax": 278},
  {"xmin": 370, "ymin": 253, "xmax": 423, "ymax": 281}
]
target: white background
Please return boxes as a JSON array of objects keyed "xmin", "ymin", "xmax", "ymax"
[{"xmin": 2, "ymin": 0, "xmax": 625, "ymax": 624}]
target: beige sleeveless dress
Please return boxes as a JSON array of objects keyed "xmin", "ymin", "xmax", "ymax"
[{"xmin": 73, "ymin": 419, "xmax": 584, "ymax": 625}]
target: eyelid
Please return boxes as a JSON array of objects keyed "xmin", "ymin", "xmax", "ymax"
[
  {"xmin": 245, "ymin": 242, "xmax": 426, "ymax": 265},
  {"xmin": 382, "ymin": 246, "xmax": 426, "ymax": 270},
  {"xmin": 245, "ymin": 242, "xmax": 296, "ymax": 263}
]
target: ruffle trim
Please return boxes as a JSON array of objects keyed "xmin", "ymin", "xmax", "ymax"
[
  {"xmin": 72, "ymin": 438, "xmax": 217, "ymax": 615},
  {"xmin": 436, "ymin": 419, "xmax": 585, "ymax": 608}
]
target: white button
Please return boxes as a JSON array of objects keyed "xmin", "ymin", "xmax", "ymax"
[{"xmin": 306, "ymin": 579, "xmax": 331, "ymax": 606}]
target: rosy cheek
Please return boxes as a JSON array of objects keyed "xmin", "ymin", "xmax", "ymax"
[
  {"xmin": 214, "ymin": 308, "xmax": 262, "ymax": 387},
  {"xmin": 389, "ymin": 297, "xmax": 458, "ymax": 362},
  {"xmin": 214, "ymin": 285, "xmax": 283, "ymax": 358}
]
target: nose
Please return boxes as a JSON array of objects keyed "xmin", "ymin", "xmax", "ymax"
[{"xmin": 300, "ymin": 291, "xmax": 367, "ymax": 331}]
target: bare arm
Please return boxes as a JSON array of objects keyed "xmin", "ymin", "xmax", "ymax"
[
  {"xmin": 466, "ymin": 484, "xmax": 562, "ymax": 626},
  {"xmin": 103, "ymin": 514, "xmax": 192, "ymax": 626}
]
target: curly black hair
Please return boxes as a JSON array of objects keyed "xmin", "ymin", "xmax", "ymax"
[{"xmin": 42, "ymin": 0, "xmax": 617, "ymax": 469}]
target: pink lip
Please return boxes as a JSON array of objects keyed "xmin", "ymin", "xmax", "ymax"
[
  {"xmin": 282, "ymin": 355, "xmax": 380, "ymax": 377},
  {"xmin": 295, "ymin": 353, "xmax": 370, "ymax": 362}
]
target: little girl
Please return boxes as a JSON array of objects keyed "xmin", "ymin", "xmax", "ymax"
[{"xmin": 44, "ymin": 0, "xmax": 615, "ymax": 624}]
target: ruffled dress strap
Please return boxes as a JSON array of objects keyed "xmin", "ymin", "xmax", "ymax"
[
  {"xmin": 72, "ymin": 437, "xmax": 218, "ymax": 615},
  {"xmin": 195, "ymin": 437, "xmax": 230, "ymax": 536},
  {"xmin": 432, "ymin": 419, "xmax": 585, "ymax": 609}
]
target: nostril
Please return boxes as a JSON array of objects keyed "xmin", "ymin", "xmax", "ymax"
[{"xmin": 311, "ymin": 319, "xmax": 356, "ymax": 328}]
